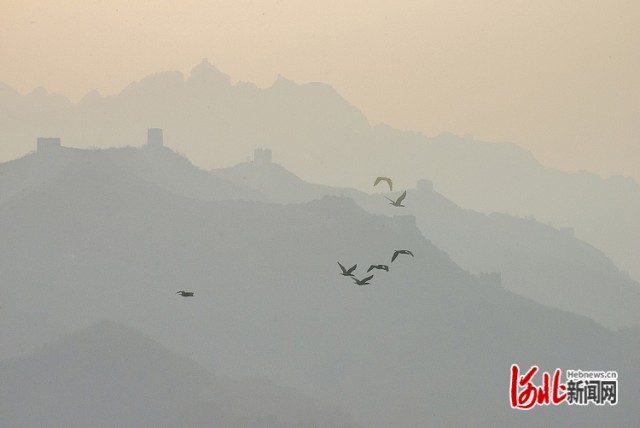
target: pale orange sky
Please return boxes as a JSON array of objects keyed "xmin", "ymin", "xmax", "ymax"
[{"xmin": 1, "ymin": 0, "xmax": 638, "ymax": 180}]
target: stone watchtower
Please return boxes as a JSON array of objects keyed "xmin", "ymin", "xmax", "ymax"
[
  {"xmin": 254, "ymin": 148, "xmax": 272, "ymax": 164},
  {"xmin": 147, "ymin": 128, "xmax": 164, "ymax": 148},
  {"xmin": 37, "ymin": 137, "xmax": 61, "ymax": 153},
  {"xmin": 416, "ymin": 179, "xmax": 434, "ymax": 192}
]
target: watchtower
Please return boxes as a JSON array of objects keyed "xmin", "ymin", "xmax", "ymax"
[
  {"xmin": 254, "ymin": 148, "xmax": 272, "ymax": 164},
  {"xmin": 37, "ymin": 137, "xmax": 61, "ymax": 153},
  {"xmin": 416, "ymin": 179, "xmax": 434, "ymax": 192},
  {"xmin": 147, "ymin": 128, "xmax": 164, "ymax": 148}
]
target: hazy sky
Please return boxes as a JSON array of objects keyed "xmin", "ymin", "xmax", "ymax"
[{"xmin": 1, "ymin": 0, "xmax": 638, "ymax": 181}]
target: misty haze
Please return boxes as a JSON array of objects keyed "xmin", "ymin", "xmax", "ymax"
[{"xmin": 1, "ymin": 56, "xmax": 639, "ymax": 427}]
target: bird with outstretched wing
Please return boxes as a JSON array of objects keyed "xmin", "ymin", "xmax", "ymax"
[
  {"xmin": 351, "ymin": 275, "xmax": 374, "ymax": 285},
  {"xmin": 338, "ymin": 262, "xmax": 358, "ymax": 277},
  {"xmin": 374, "ymin": 176, "xmax": 393, "ymax": 191},
  {"xmin": 385, "ymin": 190, "xmax": 407, "ymax": 207},
  {"xmin": 176, "ymin": 291, "xmax": 194, "ymax": 297},
  {"xmin": 391, "ymin": 249, "xmax": 414, "ymax": 263}
]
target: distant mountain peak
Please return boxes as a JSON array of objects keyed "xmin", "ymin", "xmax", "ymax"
[
  {"xmin": 272, "ymin": 74, "xmax": 296, "ymax": 88},
  {"xmin": 26, "ymin": 86, "xmax": 48, "ymax": 97},
  {"xmin": 188, "ymin": 57, "xmax": 230, "ymax": 86},
  {"xmin": 0, "ymin": 81, "xmax": 20, "ymax": 98},
  {"xmin": 79, "ymin": 89, "xmax": 103, "ymax": 104},
  {"xmin": 23, "ymin": 86, "xmax": 70, "ymax": 106}
]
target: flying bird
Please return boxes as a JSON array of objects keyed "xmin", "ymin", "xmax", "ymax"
[
  {"xmin": 391, "ymin": 250, "xmax": 414, "ymax": 263},
  {"xmin": 351, "ymin": 275, "xmax": 374, "ymax": 286},
  {"xmin": 385, "ymin": 190, "xmax": 407, "ymax": 207},
  {"xmin": 367, "ymin": 264, "xmax": 389, "ymax": 272},
  {"xmin": 374, "ymin": 176, "xmax": 393, "ymax": 191},
  {"xmin": 338, "ymin": 262, "xmax": 358, "ymax": 277},
  {"xmin": 176, "ymin": 291, "xmax": 194, "ymax": 297}
]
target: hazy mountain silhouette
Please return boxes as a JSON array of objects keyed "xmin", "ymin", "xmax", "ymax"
[
  {"xmin": 403, "ymin": 184, "xmax": 640, "ymax": 329},
  {"xmin": 0, "ymin": 320, "xmax": 357, "ymax": 428},
  {"xmin": 214, "ymin": 156, "xmax": 362, "ymax": 203},
  {"xmin": 0, "ymin": 144, "xmax": 264, "ymax": 205},
  {"xmin": 0, "ymin": 60, "xmax": 640, "ymax": 280},
  {"xmin": 1, "ymin": 147, "xmax": 638, "ymax": 426},
  {"xmin": 214, "ymin": 156, "xmax": 640, "ymax": 329},
  {"xmin": 1, "ymin": 60, "xmax": 638, "ymax": 282}
]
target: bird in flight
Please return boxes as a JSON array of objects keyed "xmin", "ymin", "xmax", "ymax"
[
  {"xmin": 351, "ymin": 275, "xmax": 374, "ymax": 286},
  {"xmin": 374, "ymin": 176, "xmax": 393, "ymax": 191},
  {"xmin": 385, "ymin": 190, "xmax": 407, "ymax": 207},
  {"xmin": 176, "ymin": 291, "xmax": 194, "ymax": 297},
  {"xmin": 367, "ymin": 264, "xmax": 389, "ymax": 272},
  {"xmin": 391, "ymin": 250, "xmax": 414, "ymax": 263},
  {"xmin": 338, "ymin": 262, "xmax": 358, "ymax": 277}
]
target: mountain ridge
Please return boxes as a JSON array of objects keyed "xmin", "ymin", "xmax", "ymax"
[
  {"xmin": 1, "ymin": 145, "xmax": 638, "ymax": 426},
  {"xmin": 1, "ymin": 60, "xmax": 637, "ymax": 282},
  {"xmin": 213, "ymin": 153, "xmax": 640, "ymax": 329}
]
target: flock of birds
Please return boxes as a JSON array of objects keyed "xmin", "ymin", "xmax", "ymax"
[
  {"xmin": 177, "ymin": 177, "xmax": 412, "ymax": 296},
  {"xmin": 338, "ymin": 176, "xmax": 414, "ymax": 287},
  {"xmin": 338, "ymin": 248, "xmax": 414, "ymax": 286}
]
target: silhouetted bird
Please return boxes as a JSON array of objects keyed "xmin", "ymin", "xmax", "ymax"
[
  {"xmin": 367, "ymin": 264, "xmax": 389, "ymax": 272},
  {"xmin": 385, "ymin": 190, "xmax": 407, "ymax": 207},
  {"xmin": 391, "ymin": 250, "xmax": 414, "ymax": 263},
  {"xmin": 351, "ymin": 275, "xmax": 374, "ymax": 285},
  {"xmin": 374, "ymin": 176, "xmax": 393, "ymax": 191},
  {"xmin": 338, "ymin": 262, "xmax": 358, "ymax": 277},
  {"xmin": 176, "ymin": 291, "xmax": 194, "ymax": 297}
]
